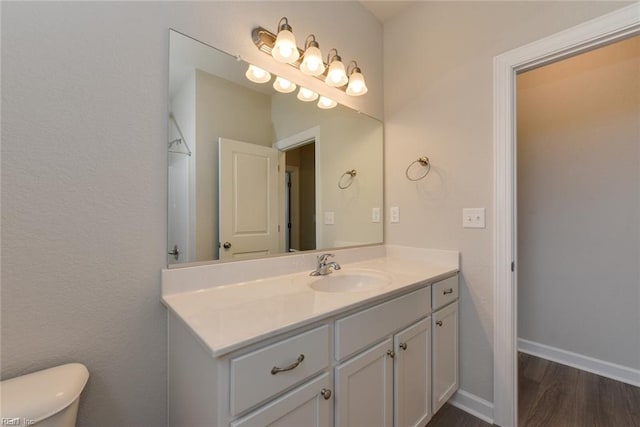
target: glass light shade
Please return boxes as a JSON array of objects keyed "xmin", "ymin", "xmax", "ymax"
[
  {"xmin": 297, "ymin": 87, "xmax": 319, "ymax": 102},
  {"xmin": 300, "ymin": 46, "xmax": 325, "ymax": 76},
  {"xmin": 245, "ymin": 65, "xmax": 271, "ymax": 84},
  {"xmin": 317, "ymin": 96, "xmax": 337, "ymax": 109},
  {"xmin": 272, "ymin": 30, "xmax": 300, "ymax": 63},
  {"xmin": 273, "ymin": 77, "xmax": 296, "ymax": 93},
  {"xmin": 325, "ymin": 60, "xmax": 348, "ymax": 87},
  {"xmin": 346, "ymin": 71, "xmax": 368, "ymax": 96}
]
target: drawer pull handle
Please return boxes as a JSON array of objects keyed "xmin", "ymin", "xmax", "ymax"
[
  {"xmin": 387, "ymin": 349, "xmax": 395, "ymax": 359},
  {"xmin": 443, "ymin": 288, "xmax": 454, "ymax": 295},
  {"xmin": 399, "ymin": 342, "xmax": 408, "ymax": 351},
  {"xmin": 271, "ymin": 354, "xmax": 305, "ymax": 375},
  {"xmin": 436, "ymin": 320, "xmax": 443, "ymax": 327},
  {"xmin": 320, "ymin": 388, "xmax": 332, "ymax": 400}
]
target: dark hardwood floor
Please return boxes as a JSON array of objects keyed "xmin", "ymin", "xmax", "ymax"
[
  {"xmin": 427, "ymin": 403, "xmax": 492, "ymax": 426},
  {"xmin": 518, "ymin": 352, "xmax": 640, "ymax": 427},
  {"xmin": 426, "ymin": 353, "xmax": 640, "ymax": 427}
]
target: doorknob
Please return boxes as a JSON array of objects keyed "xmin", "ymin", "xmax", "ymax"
[
  {"xmin": 223, "ymin": 242, "xmax": 232, "ymax": 249},
  {"xmin": 168, "ymin": 244, "xmax": 180, "ymax": 261}
]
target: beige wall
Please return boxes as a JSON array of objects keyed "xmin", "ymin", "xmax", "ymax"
[
  {"xmin": 1, "ymin": 3, "xmax": 382, "ymax": 426},
  {"xmin": 195, "ymin": 70, "xmax": 273, "ymax": 261},
  {"xmin": 517, "ymin": 36, "xmax": 640, "ymax": 369},
  {"xmin": 384, "ymin": 1, "xmax": 630, "ymax": 401}
]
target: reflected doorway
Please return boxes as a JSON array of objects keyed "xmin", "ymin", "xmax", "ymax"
[{"xmin": 284, "ymin": 142, "xmax": 316, "ymax": 252}]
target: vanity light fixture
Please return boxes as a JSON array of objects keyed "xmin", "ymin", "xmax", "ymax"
[
  {"xmin": 273, "ymin": 76, "xmax": 296, "ymax": 93},
  {"xmin": 317, "ymin": 96, "xmax": 337, "ymax": 109},
  {"xmin": 300, "ymin": 35, "xmax": 325, "ymax": 76},
  {"xmin": 325, "ymin": 49, "xmax": 348, "ymax": 87},
  {"xmin": 297, "ymin": 87, "xmax": 319, "ymax": 102},
  {"xmin": 272, "ymin": 17, "xmax": 299, "ymax": 63},
  {"xmin": 245, "ymin": 64, "xmax": 271, "ymax": 84},
  {"xmin": 346, "ymin": 61, "xmax": 368, "ymax": 96},
  {"xmin": 251, "ymin": 19, "xmax": 368, "ymax": 97}
]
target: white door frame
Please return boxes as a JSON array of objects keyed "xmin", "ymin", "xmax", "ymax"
[
  {"xmin": 274, "ymin": 126, "xmax": 322, "ymax": 249},
  {"xmin": 493, "ymin": 4, "xmax": 640, "ymax": 426}
]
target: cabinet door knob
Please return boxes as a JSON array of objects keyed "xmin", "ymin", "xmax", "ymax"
[
  {"xmin": 320, "ymin": 388, "xmax": 332, "ymax": 400},
  {"xmin": 271, "ymin": 354, "xmax": 305, "ymax": 375},
  {"xmin": 443, "ymin": 288, "xmax": 454, "ymax": 295},
  {"xmin": 387, "ymin": 349, "xmax": 395, "ymax": 359},
  {"xmin": 436, "ymin": 320, "xmax": 443, "ymax": 327},
  {"xmin": 399, "ymin": 342, "xmax": 407, "ymax": 351}
]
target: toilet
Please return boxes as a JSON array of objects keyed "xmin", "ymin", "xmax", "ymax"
[{"xmin": 0, "ymin": 363, "xmax": 89, "ymax": 427}]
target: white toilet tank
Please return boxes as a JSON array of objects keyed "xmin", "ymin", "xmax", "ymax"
[{"xmin": 0, "ymin": 363, "xmax": 89, "ymax": 427}]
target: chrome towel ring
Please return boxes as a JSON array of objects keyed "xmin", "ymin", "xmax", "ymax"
[
  {"xmin": 338, "ymin": 169, "xmax": 357, "ymax": 189},
  {"xmin": 405, "ymin": 157, "xmax": 430, "ymax": 181}
]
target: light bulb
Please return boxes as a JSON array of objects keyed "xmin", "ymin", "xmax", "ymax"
[
  {"xmin": 346, "ymin": 70, "xmax": 368, "ymax": 96},
  {"xmin": 273, "ymin": 77, "xmax": 296, "ymax": 93},
  {"xmin": 317, "ymin": 96, "xmax": 337, "ymax": 109},
  {"xmin": 277, "ymin": 44, "xmax": 294, "ymax": 59},
  {"xmin": 325, "ymin": 60, "xmax": 348, "ymax": 87},
  {"xmin": 297, "ymin": 87, "xmax": 319, "ymax": 102},
  {"xmin": 300, "ymin": 45, "xmax": 325, "ymax": 76},
  {"xmin": 272, "ymin": 24, "xmax": 299, "ymax": 64},
  {"xmin": 245, "ymin": 64, "xmax": 271, "ymax": 84}
]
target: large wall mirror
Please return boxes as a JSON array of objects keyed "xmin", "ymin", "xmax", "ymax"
[{"xmin": 168, "ymin": 30, "xmax": 383, "ymax": 266}]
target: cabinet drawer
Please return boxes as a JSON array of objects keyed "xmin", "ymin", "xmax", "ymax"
[
  {"xmin": 230, "ymin": 325, "xmax": 330, "ymax": 416},
  {"xmin": 432, "ymin": 275, "xmax": 458, "ymax": 310},
  {"xmin": 335, "ymin": 287, "xmax": 430, "ymax": 361}
]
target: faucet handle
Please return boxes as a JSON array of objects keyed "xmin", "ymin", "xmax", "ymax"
[{"xmin": 317, "ymin": 253, "xmax": 334, "ymax": 264}]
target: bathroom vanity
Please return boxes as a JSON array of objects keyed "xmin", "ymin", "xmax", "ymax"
[{"xmin": 163, "ymin": 246, "xmax": 459, "ymax": 427}]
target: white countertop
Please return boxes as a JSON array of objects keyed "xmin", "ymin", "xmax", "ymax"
[{"xmin": 162, "ymin": 251, "xmax": 458, "ymax": 357}]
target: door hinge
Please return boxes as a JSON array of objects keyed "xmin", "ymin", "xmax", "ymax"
[{"xmin": 511, "ymin": 261, "xmax": 515, "ymax": 272}]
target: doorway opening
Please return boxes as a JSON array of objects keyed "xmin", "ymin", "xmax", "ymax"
[
  {"xmin": 284, "ymin": 142, "xmax": 316, "ymax": 252},
  {"xmin": 493, "ymin": 5, "xmax": 640, "ymax": 426},
  {"xmin": 516, "ymin": 34, "xmax": 639, "ymax": 426}
]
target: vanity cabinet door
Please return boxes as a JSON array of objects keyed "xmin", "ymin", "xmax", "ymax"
[
  {"xmin": 394, "ymin": 317, "xmax": 431, "ymax": 427},
  {"xmin": 432, "ymin": 301, "xmax": 459, "ymax": 413},
  {"xmin": 335, "ymin": 338, "xmax": 393, "ymax": 427},
  {"xmin": 230, "ymin": 373, "xmax": 332, "ymax": 427}
]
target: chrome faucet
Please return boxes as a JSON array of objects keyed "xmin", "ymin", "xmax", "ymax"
[{"xmin": 310, "ymin": 253, "xmax": 341, "ymax": 276}]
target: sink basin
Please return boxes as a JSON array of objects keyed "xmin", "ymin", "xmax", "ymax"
[{"xmin": 308, "ymin": 270, "xmax": 391, "ymax": 293}]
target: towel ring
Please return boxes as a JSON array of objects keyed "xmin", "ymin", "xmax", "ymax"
[
  {"xmin": 405, "ymin": 157, "xmax": 430, "ymax": 181},
  {"xmin": 338, "ymin": 169, "xmax": 357, "ymax": 189}
]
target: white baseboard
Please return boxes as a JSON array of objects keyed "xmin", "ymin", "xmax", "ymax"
[
  {"xmin": 448, "ymin": 389, "xmax": 494, "ymax": 424},
  {"xmin": 518, "ymin": 338, "xmax": 640, "ymax": 387}
]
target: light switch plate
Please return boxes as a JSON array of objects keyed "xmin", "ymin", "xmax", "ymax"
[
  {"xmin": 372, "ymin": 207, "xmax": 381, "ymax": 223},
  {"xmin": 324, "ymin": 211, "xmax": 335, "ymax": 225},
  {"xmin": 463, "ymin": 208, "xmax": 485, "ymax": 228},
  {"xmin": 390, "ymin": 206, "xmax": 400, "ymax": 223}
]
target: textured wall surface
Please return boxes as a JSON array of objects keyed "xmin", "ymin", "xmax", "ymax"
[
  {"xmin": 0, "ymin": 3, "xmax": 382, "ymax": 426},
  {"xmin": 383, "ymin": 1, "xmax": 629, "ymax": 401},
  {"xmin": 517, "ymin": 36, "xmax": 640, "ymax": 369}
]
